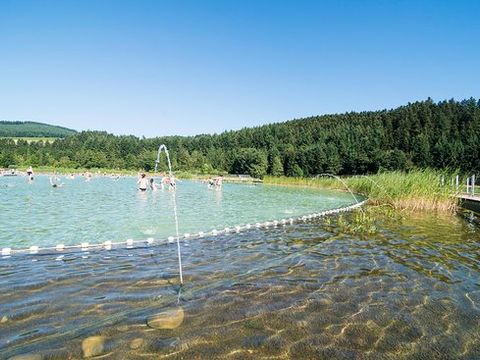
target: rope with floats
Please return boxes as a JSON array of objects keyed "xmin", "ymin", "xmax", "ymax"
[{"xmin": 1, "ymin": 199, "xmax": 366, "ymax": 257}]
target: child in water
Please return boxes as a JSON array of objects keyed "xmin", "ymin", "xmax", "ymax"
[{"xmin": 150, "ymin": 178, "xmax": 158, "ymax": 191}]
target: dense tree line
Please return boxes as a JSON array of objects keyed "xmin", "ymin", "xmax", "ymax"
[
  {"xmin": 0, "ymin": 121, "xmax": 76, "ymax": 138},
  {"xmin": 1, "ymin": 98, "xmax": 479, "ymax": 177}
]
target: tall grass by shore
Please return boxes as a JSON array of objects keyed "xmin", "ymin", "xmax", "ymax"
[{"xmin": 264, "ymin": 170, "xmax": 460, "ymax": 212}]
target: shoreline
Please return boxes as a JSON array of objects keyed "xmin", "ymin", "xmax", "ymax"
[{"xmin": 4, "ymin": 167, "xmax": 465, "ymax": 212}]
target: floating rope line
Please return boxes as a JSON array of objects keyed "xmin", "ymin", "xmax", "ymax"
[{"xmin": 1, "ymin": 200, "xmax": 367, "ymax": 258}]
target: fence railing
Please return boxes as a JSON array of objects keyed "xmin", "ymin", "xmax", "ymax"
[{"xmin": 445, "ymin": 174, "xmax": 477, "ymax": 196}]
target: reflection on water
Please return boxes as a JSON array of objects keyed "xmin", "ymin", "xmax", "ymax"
[{"xmin": 0, "ymin": 212, "xmax": 479, "ymax": 359}]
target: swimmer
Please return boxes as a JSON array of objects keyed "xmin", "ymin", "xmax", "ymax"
[
  {"xmin": 207, "ymin": 178, "xmax": 215, "ymax": 188},
  {"xmin": 208, "ymin": 175, "xmax": 223, "ymax": 190},
  {"xmin": 49, "ymin": 173, "xmax": 64, "ymax": 188},
  {"xmin": 150, "ymin": 178, "xmax": 158, "ymax": 191},
  {"xmin": 137, "ymin": 173, "xmax": 148, "ymax": 191},
  {"xmin": 26, "ymin": 166, "xmax": 34, "ymax": 182},
  {"xmin": 214, "ymin": 175, "xmax": 223, "ymax": 189},
  {"xmin": 168, "ymin": 174, "xmax": 176, "ymax": 191}
]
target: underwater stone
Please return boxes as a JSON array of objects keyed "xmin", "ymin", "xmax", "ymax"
[
  {"xmin": 82, "ymin": 336, "xmax": 106, "ymax": 358},
  {"xmin": 129, "ymin": 338, "xmax": 144, "ymax": 349},
  {"xmin": 147, "ymin": 307, "xmax": 185, "ymax": 330}
]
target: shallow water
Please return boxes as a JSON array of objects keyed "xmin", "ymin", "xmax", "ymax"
[
  {"xmin": 0, "ymin": 175, "xmax": 355, "ymax": 249},
  {"xmin": 0, "ymin": 210, "xmax": 479, "ymax": 359}
]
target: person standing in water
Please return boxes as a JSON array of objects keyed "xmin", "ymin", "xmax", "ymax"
[
  {"xmin": 26, "ymin": 166, "xmax": 34, "ymax": 182},
  {"xmin": 150, "ymin": 178, "xmax": 158, "ymax": 191},
  {"xmin": 214, "ymin": 175, "xmax": 223, "ymax": 190},
  {"xmin": 168, "ymin": 174, "xmax": 176, "ymax": 191},
  {"xmin": 137, "ymin": 173, "xmax": 148, "ymax": 191}
]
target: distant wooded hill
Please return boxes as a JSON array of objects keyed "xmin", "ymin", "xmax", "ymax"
[
  {"xmin": 1, "ymin": 98, "xmax": 479, "ymax": 176},
  {"xmin": 0, "ymin": 121, "xmax": 76, "ymax": 138}
]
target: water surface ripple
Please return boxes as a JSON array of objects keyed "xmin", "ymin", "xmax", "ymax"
[
  {"xmin": 0, "ymin": 176, "xmax": 355, "ymax": 249},
  {"xmin": 0, "ymin": 212, "xmax": 479, "ymax": 359}
]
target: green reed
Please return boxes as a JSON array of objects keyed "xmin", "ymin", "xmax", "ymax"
[{"xmin": 264, "ymin": 170, "xmax": 460, "ymax": 212}]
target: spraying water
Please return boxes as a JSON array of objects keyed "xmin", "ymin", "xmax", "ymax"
[
  {"xmin": 314, "ymin": 173, "xmax": 361, "ymax": 206},
  {"xmin": 154, "ymin": 145, "xmax": 184, "ymax": 284}
]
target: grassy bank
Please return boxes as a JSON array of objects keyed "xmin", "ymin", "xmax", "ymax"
[{"xmin": 264, "ymin": 170, "xmax": 460, "ymax": 212}]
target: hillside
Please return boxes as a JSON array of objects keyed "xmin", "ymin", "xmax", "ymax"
[
  {"xmin": 0, "ymin": 121, "xmax": 76, "ymax": 138},
  {"xmin": 1, "ymin": 98, "xmax": 479, "ymax": 176}
]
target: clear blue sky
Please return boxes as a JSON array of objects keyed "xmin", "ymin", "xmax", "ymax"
[{"xmin": 0, "ymin": 0, "xmax": 478, "ymax": 137}]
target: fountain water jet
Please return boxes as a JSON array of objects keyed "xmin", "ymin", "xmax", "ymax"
[
  {"xmin": 154, "ymin": 144, "xmax": 184, "ymax": 284},
  {"xmin": 314, "ymin": 173, "xmax": 362, "ymax": 210}
]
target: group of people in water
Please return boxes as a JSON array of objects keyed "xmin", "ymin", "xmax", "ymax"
[
  {"xmin": 16, "ymin": 167, "xmax": 224, "ymax": 192},
  {"xmin": 137, "ymin": 172, "xmax": 176, "ymax": 192},
  {"xmin": 206, "ymin": 175, "xmax": 224, "ymax": 190}
]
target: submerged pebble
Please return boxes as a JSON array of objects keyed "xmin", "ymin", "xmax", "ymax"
[
  {"xmin": 82, "ymin": 336, "xmax": 106, "ymax": 358},
  {"xmin": 129, "ymin": 338, "xmax": 144, "ymax": 349},
  {"xmin": 147, "ymin": 307, "xmax": 185, "ymax": 329}
]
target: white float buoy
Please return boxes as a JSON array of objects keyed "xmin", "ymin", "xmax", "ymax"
[
  {"xmin": 245, "ymin": 224, "xmax": 251, "ymax": 229},
  {"xmin": 1, "ymin": 248, "xmax": 11, "ymax": 256},
  {"xmin": 255, "ymin": 223, "xmax": 261, "ymax": 228},
  {"xmin": 184, "ymin": 233, "xmax": 190, "ymax": 238},
  {"xmin": 235, "ymin": 226, "xmax": 241, "ymax": 233},
  {"xmin": 56, "ymin": 244, "xmax": 64, "ymax": 251},
  {"xmin": 211, "ymin": 230, "xmax": 218, "ymax": 236},
  {"xmin": 29, "ymin": 246, "xmax": 39, "ymax": 254},
  {"xmin": 126, "ymin": 239, "xmax": 134, "ymax": 248},
  {"xmin": 104, "ymin": 240, "xmax": 112, "ymax": 250},
  {"xmin": 168, "ymin": 236, "xmax": 175, "ymax": 243},
  {"xmin": 147, "ymin": 238, "xmax": 154, "ymax": 244},
  {"xmin": 224, "ymin": 227, "xmax": 231, "ymax": 233},
  {"xmin": 198, "ymin": 232, "xmax": 204, "ymax": 237},
  {"xmin": 81, "ymin": 242, "xmax": 89, "ymax": 250}
]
